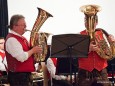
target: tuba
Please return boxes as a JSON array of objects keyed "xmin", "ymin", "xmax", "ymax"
[
  {"xmin": 80, "ymin": 4, "xmax": 115, "ymax": 60},
  {"xmin": 30, "ymin": 7, "xmax": 53, "ymax": 63}
]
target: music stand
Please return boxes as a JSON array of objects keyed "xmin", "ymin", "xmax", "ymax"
[{"xmin": 50, "ymin": 34, "xmax": 90, "ymax": 84}]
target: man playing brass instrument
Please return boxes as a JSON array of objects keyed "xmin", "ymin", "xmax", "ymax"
[
  {"xmin": 77, "ymin": 5, "xmax": 115, "ymax": 86},
  {"xmin": 4, "ymin": 14, "xmax": 42, "ymax": 86}
]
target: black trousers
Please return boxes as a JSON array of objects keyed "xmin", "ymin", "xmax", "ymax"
[
  {"xmin": 8, "ymin": 71, "xmax": 33, "ymax": 86},
  {"xmin": 0, "ymin": 71, "xmax": 8, "ymax": 84},
  {"xmin": 77, "ymin": 68, "xmax": 112, "ymax": 86}
]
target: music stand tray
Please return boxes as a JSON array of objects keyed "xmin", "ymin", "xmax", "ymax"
[
  {"xmin": 50, "ymin": 34, "xmax": 90, "ymax": 58},
  {"xmin": 50, "ymin": 34, "xmax": 90, "ymax": 74}
]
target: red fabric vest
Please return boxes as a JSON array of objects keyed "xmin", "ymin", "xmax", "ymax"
[
  {"xmin": 47, "ymin": 58, "xmax": 57, "ymax": 79},
  {"xmin": 4, "ymin": 33, "xmax": 35, "ymax": 72},
  {"xmin": 51, "ymin": 58, "xmax": 57, "ymax": 66},
  {"xmin": 0, "ymin": 51, "xmax": 5, "ymax": 59},
  {"xmin": 78, "ymin": 30, "xmax": 108, "ymax": 72}
]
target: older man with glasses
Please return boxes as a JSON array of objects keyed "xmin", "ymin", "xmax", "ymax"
[{"xmin": 4, "ymin": 14, "xmax": 43, "ymax": 86}]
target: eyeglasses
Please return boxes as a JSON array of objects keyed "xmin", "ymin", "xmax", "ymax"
[{"xmin": 15, "ymin": 24, "xmax": 26, "ymax": 27}]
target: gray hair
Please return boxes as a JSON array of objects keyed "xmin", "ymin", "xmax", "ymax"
[{"xmin": 9, "ymin": 14, "xmax": 25, "ymax": 29}]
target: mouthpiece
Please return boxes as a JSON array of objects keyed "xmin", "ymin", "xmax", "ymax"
[
  {"xmin": 25, "ymin": 29, "xmax": 38, "ymax": 33},
  {"xmin": 25, "ymin": 29, "xmax": 30, "ymax": 31},
  {"xmin": 25, "ymin": 29, "xmax": 53, "ymax": 35}
]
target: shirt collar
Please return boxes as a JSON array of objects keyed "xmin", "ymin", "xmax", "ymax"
[
  {"xmin": 0, "ymin": 49, "xmax": 5, "ymax": 53},
  {"xmin": 10, "ymin": 30, "xmax": 23, "ymax": 38}
]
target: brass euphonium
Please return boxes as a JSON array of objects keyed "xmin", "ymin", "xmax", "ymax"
[
  {"xmin": 28, "ymin": 7, "xmax": 53, "ymax": 86},
  {"xmin": 80, "ymin": 4, "xmax": 115, "ymax": 60},
  {"xmin": 80, "ymin": 4, "xmax": 101, "ymax": 40},
  {"xmin": 30, "ymin": 7, "xmax": 53, "ymax": 63}
]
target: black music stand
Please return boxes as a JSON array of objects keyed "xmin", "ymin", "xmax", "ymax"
[{"xmin": 50, "ymin": 34, "xmax": 90, "ymax": 84}]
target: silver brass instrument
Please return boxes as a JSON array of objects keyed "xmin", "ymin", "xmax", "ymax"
[{"xmin": 80, "ymin": 4, "xmax": 115, "ymax": 60}]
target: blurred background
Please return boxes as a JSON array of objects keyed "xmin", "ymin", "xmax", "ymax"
[{"xmin": 8, "ymin": 0, "xmax": 115, "ymax": 44}]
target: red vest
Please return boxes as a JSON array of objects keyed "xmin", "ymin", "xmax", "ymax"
[
  {"xmin": 4, "ymin": 33, "xmax": 35, "ymax": 72},
  {"xmin": 78, "ymin": 30, "xmax": 108, "ymax": 72},
  {"xmin": 0, "ymin": 51, "xmax": 5, "ymax": 59},
  {"xmin": 51, "ymin": 58, "xmax": 57, "ymax": 66}
]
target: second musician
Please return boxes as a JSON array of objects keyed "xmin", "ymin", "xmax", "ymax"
[{"xmin": 77, "ymin": 5, "xmax": 115, "ymax": 86}]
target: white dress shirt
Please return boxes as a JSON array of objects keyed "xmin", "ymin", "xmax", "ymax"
[
  {"xmin": 0, "ymin": 50, "xmax": 7, "ymax": 71},
  {"xmin": 46, "ymin": 58, "xmax": 67, "ymax": 80},
  {"xmin": 5, "ymin": 30, "xmax": 28, "ymax": 62}
]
